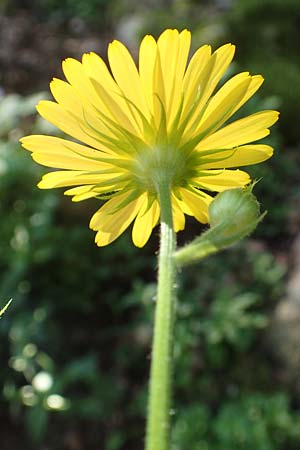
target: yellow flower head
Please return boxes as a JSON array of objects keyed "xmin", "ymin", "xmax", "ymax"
[{"xmin": 21, "ymin": 29, "xmax": 278, "ymax": 247}]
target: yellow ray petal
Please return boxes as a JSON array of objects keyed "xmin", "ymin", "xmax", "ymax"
[
  {"xmin": 179, "ymin": 187, "xmax": 212, "ymax": 223},
  {"xmin": 171, "ymin": 193, "xmax": 185, "ymax": 232},
  {"xmin": 90, "ymin": 78, "xmax": 141, "ymax": 137},
  {"xmin": 21, "ymin": 135, "xmax": 121, "ymax": 170},
  {"xmin": 62, "ymin": 57, "xmax": 108, "ymax": 114},
  {"xmin": 50, "ymin": 78, "xmax": 83, "ymax": 115},
  {"xmin": 82, "ymin": 52, "xmax": 118, "ymax": 92},
  {"xmin": 183, "ymin": 44, "xmax": 236, "ymax": 134},
  {"xmin": 154, "ymin": 30, "xmax": 191, "ymax": 125},
  {"xmin": 197, "ymin": 110, "xmax": 279, "ymax": 150},
  {"xmin": 49, "ymin": 80, "xmax": 122, "ymax": 144},
  {"xmin": 156, "ymin": 29, "xmax": 180, "ymax": 115},
  {"xmin": 194, "ymin": 169, "xmax": 250, "ymax": 191},
  {"xmin": 38, "ymin": 170, "xmax": 125, "ymax": 189},
  {"xmin": 231, "ymin": 75, "xmax": 264, "ymax": 116},
  {"xmin": 90, "ymin": 191, "xmax": 129, "ymax": 228},
  {"xmin": 64, "ymin": 185, "xmax": 94, "ymax": 196},
  {"xmin": 64, "ymin": 185, "xmax": 96, "ymax": 201},
  {"xmin": 132, "ymin": 195, "xmax": 160, "ymax": 247},
  {"xmin": 176, "ymin": 30, "xmax": 192, "ymax": 81},
  {"xmin": 194, "ymin": 74, "xmax": 252, "ymax": 138},
  {"xmin": 199, "ymin": 144, "xmax": 274, "ymax": 169},
  {"xmin": 182, "ymin": 44, "xmax": 212, "ymax": 114},
  {"xmin": 153, "ymin": 29, "xmax": 188, "ymax": 128},
  {"xmin": 21, "ymin": 135, "xmax": 112, "ymax": 159},
  {"xmin": 200, "ymin": 43, "xmax": 236, "ymax": 102},
  {"xmin": 33, "ymin": 152, "xmax": 115, "ymax": 171},
  {"xmin": 64, "ymin": 184, "xmax": 120, "ymax": 202},
  {"xmin": 168, "ymin": 29, "xmax": 191, "ymax": 126},
  {"xmin": 70, "ymin": 191, "xmax": 99, "ymax": 202},
  {"xmin": 108, "ymin": 40, "xmax": 149, "ymax": 118},
  {"xmin": 36, "ymin": 100, "xmax": 115, "ymax": 153},
  {"xmin": 139, "ymin": 34, "xmax": 157, "ymax": 115},
  {"xmin": 82, "ymin": 52, "xmax": 143, "ymax": 135},
  {"xmin": 91, "ymin": 194, "xmax": 144, "ymax": 246},
  {"xmin": 152, "ymin": 48, "xmax": 166, "ymax": 129},
  {"xmin": 62, "ymin": 58, "xmax": 145, "ymax": 138},
  {"xmin": 32, "ymin": 152, "xmax": 108, "ymax": 171},
  {"xmin": 63, "ymin": 57, "xmax": 143, "ymax": 139}
]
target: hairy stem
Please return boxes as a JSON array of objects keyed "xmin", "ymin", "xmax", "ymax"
[{"xmin": 145, "ymin": 177, "xmax": 177, "ymax": 450}]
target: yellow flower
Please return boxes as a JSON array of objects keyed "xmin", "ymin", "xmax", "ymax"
[{"xmin": 21, "ymin": 29, "xmax": 278, "ymax": 247}]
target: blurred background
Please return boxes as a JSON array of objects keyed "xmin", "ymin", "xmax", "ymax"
[{"xmin": 0, "ymin": 0, "xmax": 300, "ymax": 449}]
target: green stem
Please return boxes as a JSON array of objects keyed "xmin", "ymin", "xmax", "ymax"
[
  {"xmin": 174, "ymin": 224, "xmax": 227, "ymax": 267},
  {"xmin": 145, "ymin": 177, "xmax": 177, "ymax": 450}
]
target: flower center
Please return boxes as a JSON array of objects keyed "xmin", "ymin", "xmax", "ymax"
[{"xmin": 133, "ymin": 145, "xmax": 193, "ymax": 193}]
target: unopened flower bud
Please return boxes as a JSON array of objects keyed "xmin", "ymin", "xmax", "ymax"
[
  {"xmin": 175, "ymin": 186, "xmax": 265, "ymax": 266},
  {"xmin": 208, "ymin": 187, "xmax": 262, "ymax": 245}
]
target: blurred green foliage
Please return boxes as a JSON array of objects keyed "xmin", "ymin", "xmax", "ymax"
[
  {"xmin": 0, "ymin": 0, "xmax": 110, "ymax": 23},
  {"xmin": 173, "ymin": 393, "xmax": 300, "ymax": 450},
  {"xmin": 225, "ymin": 0, "xmax": 300, "ymax": 145},
  {"xmin": 0, "ymin": 0, "xmax": 300, "ymax": 449},
  {"xmin": 40, "ymin": 0, "xmax": 109, "ymax": 23}
]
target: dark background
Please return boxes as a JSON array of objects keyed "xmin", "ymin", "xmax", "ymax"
[{"xmin": 0, "ymin": 0, "xmax": 300, "ymax": 449}]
